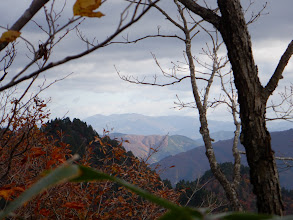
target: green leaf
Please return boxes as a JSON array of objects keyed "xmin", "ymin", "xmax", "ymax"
[
  {"xmin": 71, "ymin": 164, "xmax": 115, "ymax": 182},
  {"xmin": 0, "ymin": 164, "xmax": 80, "ymax": 219}
]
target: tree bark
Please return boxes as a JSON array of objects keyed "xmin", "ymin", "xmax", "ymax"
[{"xmin": 216, "ymin": 0, "xmax": 284, "ymax": 215}]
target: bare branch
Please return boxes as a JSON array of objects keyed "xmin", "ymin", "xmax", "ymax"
[
  {"xmin": 173, "ymin": 94, "xmax": 196, "ymax": 109},
  {"xmin": 0, "ymin": 0, "xmax": 50, "ymax": 51},
  {"xmin": 239, "ymin": 151, "xmax": 293, "ymax": 162},
  {"xmin": 264, "ymin": 40, "xmax": 293, "ymax": 99},
  {"xmin": 266, "ymin": 86, "xmax": 293, "ymax": 122},
  {"xmin": 0, "ymin": 44, "xmax": 16, "ymax": 81},
  {"xmin": 152, "ymin": 2, "xmax": 185, "ymax": 31},
  {"xmin": 178, "ymin": 0, "xmax": 221, "ymax": 29},
  {"xmin": 184, "ymin": 178, "xmax": 212, "ymax": 207},
  {"xmin": 0, "ymin": 0, "xmax": 160, "ymax": 92},
  {"xmin": 112, "ymin": 33, "xmax": 185, "ymax": 44},
  {"xmin": 118, "ymin": 71, "xmax": 191, "ymax": 87},
  {"xmin": 246, "ymin": 2, "xmax": 268, "ymax": 25}
]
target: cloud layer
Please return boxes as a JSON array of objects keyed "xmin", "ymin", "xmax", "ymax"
[{"xmin": 0, "ymin": 1, "xmax": 292, "ymax": 121}]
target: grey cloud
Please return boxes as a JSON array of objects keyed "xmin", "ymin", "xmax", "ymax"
[
  {"xmin": 247, "ymin": 0, "xmax": 293, "ymax": 41},
  {"xmin": 1, "ymin": 1, "xmax": 292, "ymax": 119}
]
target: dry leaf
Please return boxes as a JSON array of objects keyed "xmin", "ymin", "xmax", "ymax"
[
  {"xmin": 73, "ymin": 0, "xmax": 105, "ymax": 17},
  {"xmin": 0, "ymin": 30, "xmax": 21, "ymax": 43},
  {"xmin": 63, "ymin": 202, "xmax": 85, "ymax": 210}
]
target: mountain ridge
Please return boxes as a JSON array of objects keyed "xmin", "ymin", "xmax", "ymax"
[
  {"xmin": 151, "ymin": 128, "xmax": 293, "ymax": 189},
  {"xmin": 84, "ymin": 113, "xmax": 292, "ymax": 140},
  {"xmin": 109, "ymin": 133, "xmax": 202, "ymax": 164},
  {"xmin": 84, "ymin": 113, "xmax": 236, "ymax": 140}
]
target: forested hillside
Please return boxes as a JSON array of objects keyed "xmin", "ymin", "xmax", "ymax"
[
  {"xmin": 42, "ymin": 118, "xmax": 99, "ymax": 157},
  {"xmin": 174, "ymin": 162, "xmax": 293, "ymax": 215},
  {"xmin": 0, "ymin": 117, "xmax": 178, "ymax": 219},
  {"xmin": 41, "ymin": 119, "xmax": 293, "ymax": 215}
]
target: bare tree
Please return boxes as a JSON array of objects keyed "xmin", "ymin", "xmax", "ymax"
[
  {"xmin": 174, "ymin": 0, "xmax": 292, "ymax": 215},
  {"xmin": 1, "ymin": 0, "xmax": 292, "ymax": 215},
  {"xmin": 117, "ymin": 0, "xmax": 293, "ymax": 215},
  {"xmin": 118, "ymin": 1, "xmax": 243, "ymax": 211}
]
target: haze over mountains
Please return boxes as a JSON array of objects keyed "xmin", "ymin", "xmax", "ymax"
[
  {"xmin": 84, "ymin": 113, "xmax": 293, "ymax": 189},
  {"xmin": 109, "ymin": 133, "xmax": 202, "ymax": 164},
  {"xmin": 108, "ymin": 132, "xmax": 251, "ymax": 164},
  {"xmin": 84, "ymin": 113, "xmax": 292, "ymax": 140}
]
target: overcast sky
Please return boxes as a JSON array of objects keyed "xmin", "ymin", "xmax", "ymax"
[{"xmin": 0, "ymin": 0, "xmax": 292, "ymax": 122}]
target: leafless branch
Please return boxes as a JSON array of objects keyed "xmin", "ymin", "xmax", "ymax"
[
  {"xmin": 118, "ymin": 71, "xmax": 191, "ymax": 87},
  {"xmin": 245, "ymin": 1, "xmax": 268, "ymax": 25},
  {"xmin": 0, "ymin": 0, "xmax": 160, "ymax": 92},
  {"xmin": 0, "ymin": 44, "xmax": 16, "ymax": 81},
  {"xmin": 264, "ymin": 40, "xmax": 293, "ymax": 99},
  {"xmin": 178, "ymin": 0, "xmax": 221, "ymax": 29},
  {"xmin": 184, "ymin": 178, "xmax": 212, "ymax": 207},
  {"xmin": 266, "ymin": 85, "xmax": 293, "ymax": 122},
  {"xmin": 239, "ymin": 151, "xmax": 293, "ymax": 162},
  {"xmin": 0, "ymin": 0, "xmax": 50, "ymax": 51}
]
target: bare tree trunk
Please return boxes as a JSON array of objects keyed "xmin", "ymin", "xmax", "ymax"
[
  {"xmin": 177, "ymin": 0, "xmax": 293, "ymax": 214},
  {"xmin": 198, "ymin": 115, "xmax": 243, "ymax": 211},
  {"xmin": 181, "ymin": 9, "xmax": 242, "ymax": 211},
  {"xmin": 119, "ymin": 1, "xmax": 244, "ymax": 210},
  {"xmin": 179, "ymin": 0, "xmax": 293, "ymax": 215},
  {"xmin": 216, "ymin": 0, "xmax": 284, "ymax": 214}
]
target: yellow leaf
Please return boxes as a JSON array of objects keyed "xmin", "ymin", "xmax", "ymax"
[
  {"xmin": 0, "ymin": 189, "xmax": 13, "ymax": 200},
  {"xmin": 73, "ymin": 0, "xmax": 105, "ymax": 18},
  {"xmin": 0, "ymin": 186, "xmax": 24, "ymax": 200},
  {"xmin": 0, "ymin": 30, "xmax": 21, "ymax": 43}
]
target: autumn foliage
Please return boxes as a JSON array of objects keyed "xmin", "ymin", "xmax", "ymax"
[
  {"xmin": 73, "ymin": 0, "xmax": 105, "ymax": 18},
  {"xmin": 0, "ymin": 100, "xmax": 178, "ymax": 219},
  {"xmin": 0, "ymin": 30, "xmax": 21, "ymax": 43}
]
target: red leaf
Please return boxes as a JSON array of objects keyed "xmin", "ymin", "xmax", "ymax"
[
  {"xmin": 63, "ymin": 202, "xmax": 85, "ymax": 210},
  {"xmin": 40, "ymin": 208, "xmax": 51, "ymax": 216}
]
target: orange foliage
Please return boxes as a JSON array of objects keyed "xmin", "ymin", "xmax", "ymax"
[{"xmin": 0, "ymin": 100, "xmax": 179, "ymax": 219}]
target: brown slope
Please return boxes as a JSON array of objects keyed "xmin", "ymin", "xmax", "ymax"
[
  {"xmin": 111, "ymin": 134, "xmax": 201, "ymax": 164},
  {"xmin": 113, "ymin": 134, "xmax": 168, "ymax": 161}
]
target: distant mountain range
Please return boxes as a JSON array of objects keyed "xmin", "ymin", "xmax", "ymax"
[
  {"xmin": 84, "ymin": 114, "xmax": 293, "ymax": 188},
  {"xmin": 84, "ymin": 113, "xmax": 235, "ymax": 140},
  {"xmin": 150, "ymin": 129, "xmax": 293, "ymax": 189},
  {"xmin": 84, "ymin": 113, "xmax": 292, "ymax": 140}
]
